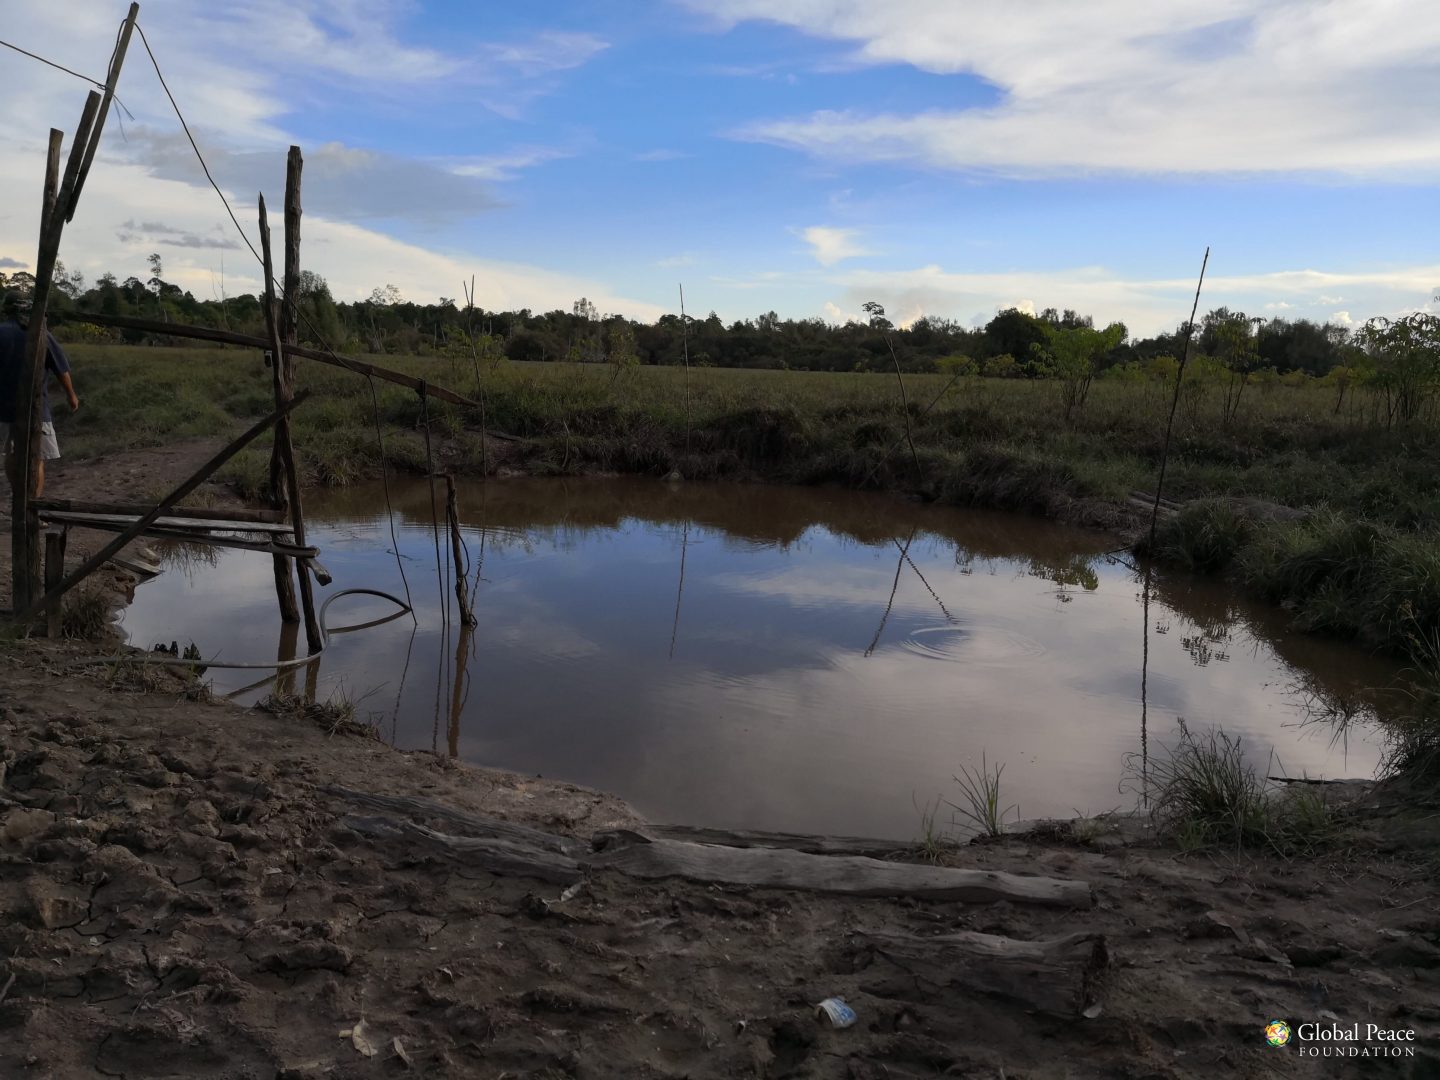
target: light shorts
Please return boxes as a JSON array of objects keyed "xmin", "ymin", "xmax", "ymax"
[{"xmin": 0, "ymin": 421, "xmax": 60, "ymax": 461}]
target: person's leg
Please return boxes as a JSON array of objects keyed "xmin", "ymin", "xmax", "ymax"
[
  {"xmin": 35, "ymin": 423, "xmax": 60, "ymax": 499},
  {"xmin": 1, "ymin": 424, "xmax": 14, "ymax": 493}
]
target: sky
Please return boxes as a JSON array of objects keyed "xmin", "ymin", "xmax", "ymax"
[{"xmin": 2, "ymin": 0, "xmax": 1438, "ymax": 336}]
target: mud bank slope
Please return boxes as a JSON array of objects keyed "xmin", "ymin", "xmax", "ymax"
[{"xmin": 1, "ymin": 638, "xmax": 1439, "ymax": 1079}]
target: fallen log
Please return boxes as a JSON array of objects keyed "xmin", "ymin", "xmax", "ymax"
[
  {"xmin": 326, "ymin": 786, "xmax": 586, "ymax": 857},
  {"xmin": 327, "ymin": 789, "xmax": 1093, "ymax": 906},
  {"xmin": 343, "ymin": 816, "xmax": 583, "ymax": 885},
  {"xmin": 589, "ymin": 832, "xmax": 1092, "ymax": 907},
  {"xmin": 853, "ymin": 928, "xmax": 1108, "ymax": 1018},
  {"xmin": 644, "ymin": 824, "xmax": 923, "ymax": 859}
]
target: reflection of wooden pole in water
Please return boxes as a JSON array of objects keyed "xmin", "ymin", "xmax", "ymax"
[
  {"xmin": 275, "ymin": 620, "xmax": 299, "ymax": 697},
  {"xmin": 444, "ymin": 474, "xmax": 477, "ymax": 627},
  {"xmin": 866, "ymin": 528, "xmax": 915, "ymax": 657},
  {"xmin": 669, "ymin": 522, "xmax": 689, "ymax": 659},
  {"xmin": 1140, "ymin": 565, "xmax": 1152, "ymax": 810},
  {"xmin": 303, "ymin": 656, "xmax": 320, "ymax": 704},
  {"xmin": 894, "ymin": 537, "xmax": 956, "ymax": 624},
  {"xmin": 389, "ymin": 624, "xmax": 417, "ymax": 746},
  {"xmin": 448, "ymin": 622, "xmax": 473, "ymax": 757}
]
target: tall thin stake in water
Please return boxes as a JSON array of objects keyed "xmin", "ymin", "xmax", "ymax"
[
  {"xmin": 1140, "ymin": 246, "xmax": 1210, "ymax": 810},
  {"xmin": 679, "ymin": 284, "xmax": 693, "ymax": 456},
  {"xmin": 1149, "ymin": 248, "xmax": 1210, "ymax": 551},
  {"xmin": 463, "ymin": 275, "xmax": 489, "ymax": 476}
]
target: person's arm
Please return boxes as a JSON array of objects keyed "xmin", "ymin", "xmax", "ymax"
[
  {"xmin": 57, "ymin": 372, "xmax": 79, "ymax": 413},
  {"xmin": 46, "ymin": 334, "xmax": 79, "ymax": 412}
]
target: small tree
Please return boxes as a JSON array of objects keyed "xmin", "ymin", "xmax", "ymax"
[
  {"xmin": 1030, "ymin": 321, "xmax": 1126, "ymax": 419},
  {"xmin": 1209, "ymin": 313, "xmax": 1261, "ymax": 423},
  {"xmin": 1355, "ymin": 313, "xmax": 1440, "ymax": 426}
]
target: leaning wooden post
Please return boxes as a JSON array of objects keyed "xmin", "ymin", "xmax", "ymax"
[
  {"xmin": 9, "ymin": 129, "xmax": 62, "ymax": 613},
  {"xmin": 17, "ymin": 392, "xmax": 311, "ymax": 625},
  {"xmin": 67, "ymin": 3, "xmax": 139, "ymax": 221},
  {"xmin": 12, "ymin": 86, "xmax": 99, "ymax": 610},
  {"xmin": 259, "ymin": 192, "xmax": 322, "ymax": 653},
  {"xmin": 265, "ymin": 150, "xmax": 302, "ymax": 624}
]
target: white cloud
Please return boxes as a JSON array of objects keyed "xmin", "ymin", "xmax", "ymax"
[
  {"xmin": 799, "ymin": 225, "xmax": 869, "ymax": 266},
  {"xmin": 830, "ymin": 263, "xmax": 1440, "ymax": 336},
  {"xmin": 1331, "ymin": 310, "xmax": 1354, "ymax": 326},
  {"xmin": 633, "ymin": 149, "xmax": 691, "ymax": 162},
  {"xmin": 697, "ymin": 0, "xmax": 1440, "ymax": 178},
  {"xmin": 0, "ymin": 154, "xmax": 664, "ymax": 318},
  {"xmin": 0, "ymin": 3, "xmax": 644, "ymax": 313},
  {"xmin": 657, "ymin": 253, "xmax": 697, "ymax": 268},
  {"xmin": 451, "ymin": 145, "xmax": 574, "ymax": 182}
]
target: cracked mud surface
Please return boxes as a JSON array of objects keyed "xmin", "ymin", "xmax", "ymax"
[{"xmin": 1, "ymin": 640, "xmax": 1438, "ymax": 1079}]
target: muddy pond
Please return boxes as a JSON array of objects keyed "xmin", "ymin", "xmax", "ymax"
[{"xmin": 121, "ymin": 477, "xmax": 1403, "ymax": 841}]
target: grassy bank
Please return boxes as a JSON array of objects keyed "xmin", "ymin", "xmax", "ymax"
[{"xmin": 59, "ymin": 344, "xmax": 1440, "ymax": 656}]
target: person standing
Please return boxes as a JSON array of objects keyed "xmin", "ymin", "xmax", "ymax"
[{"xmin": 0, "ymin": 291, "xmax": 80, "ymax": 498}]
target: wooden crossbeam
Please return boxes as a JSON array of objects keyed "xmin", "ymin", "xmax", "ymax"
[
  {"xmin": 32, "ymin": 498, "xmax": 286, "ymax": 524},
  {"xmin": 37, "ymin": 510, "xmax": 295, "ymax": 534},
  {"xmin": 59, "ymin": 311, "xmax": 480, "ymax": 407},
  {"xmin": 15, "ymin": 391, "xmax": 310, "ymax": 626}
]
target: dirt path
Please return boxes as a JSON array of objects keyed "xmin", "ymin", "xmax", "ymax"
[{"xmin": 0, "ymin": 638, "xmax": 1437, "ymax": 1079}]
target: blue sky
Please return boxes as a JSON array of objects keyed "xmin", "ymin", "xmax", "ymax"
[{"xmin": 3, "ymin": 0, "xmax": 1439, "ymax": 335}]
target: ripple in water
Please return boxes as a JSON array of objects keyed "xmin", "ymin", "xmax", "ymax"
[{"xmin": 900, "ymin": 625, "xmax": 1048, "ymax": 666}]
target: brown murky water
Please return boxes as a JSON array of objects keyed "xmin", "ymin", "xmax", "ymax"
[{"xmin": 122, "ymin": 477, "xmax": 1402, "ymax": 840}]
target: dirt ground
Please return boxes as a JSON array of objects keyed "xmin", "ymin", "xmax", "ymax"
[{"xmin": 1, "ymin": 445, "xmax": 1438, "ymax": 1079}]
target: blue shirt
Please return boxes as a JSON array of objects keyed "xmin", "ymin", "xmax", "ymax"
[{"xmin": 0, "ymin": 318, "xmax": 71, "ymax": 423}]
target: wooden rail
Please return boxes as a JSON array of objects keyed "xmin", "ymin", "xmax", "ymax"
[{"xmin": 58, "ymin": 311, "xmax": 480, "ymax": 408}]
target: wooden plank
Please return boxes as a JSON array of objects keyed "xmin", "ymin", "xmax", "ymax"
[
  {"xmin": 642, "ymin": 824, "xmax": 920, "ymax": 859},
  {"xmin": 61, "ymin": 312, "xmax": 480, "ymax": 407},
  {"xmin": 587, "ymin": 833, "xmax": 1093, "ymax": 907},
  {"xmin": 37, "ymin": 510, "xmax": 295, "ymax": 533},
  {"xmin": 67, "ymin": 3, "xmax": 139, "ymax": 221},
  {"xmin": 260, "ymin": 190, "xmax": 320, "ymax": 652},
  {"xmin": 60, "ymin": 523, "xmax": 318, "ymax": 558},
  {"xmin": 15, "ymin": 392, "xmax": 310, "ymax": 626},
  {"xmin": 32, "ymin": 499, "xmax": 286, "ymax": 524}
]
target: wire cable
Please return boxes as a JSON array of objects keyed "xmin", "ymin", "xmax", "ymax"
[{"xmin": 134, "ymin": 22, "xmax": 264, "ymax": 269}]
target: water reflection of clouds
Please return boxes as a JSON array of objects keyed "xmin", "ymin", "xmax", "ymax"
[{"xmin": 122, "ymin": 479, "xmax": 1395, "ymax": 840}]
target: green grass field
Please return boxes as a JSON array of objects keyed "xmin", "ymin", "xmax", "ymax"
[{"xmin": 62, "ymin": 343, "xmax": 1440, "ymax": 522}]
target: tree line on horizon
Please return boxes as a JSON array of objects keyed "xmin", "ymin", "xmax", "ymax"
[{"xmin": 3, "ymin": 256, "xmax": 1435, "ymax": 426}]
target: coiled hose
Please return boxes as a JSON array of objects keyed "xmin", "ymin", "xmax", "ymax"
[{"xmin": 67, "ymin": 587, "xmax": 413, "ymax": 672}]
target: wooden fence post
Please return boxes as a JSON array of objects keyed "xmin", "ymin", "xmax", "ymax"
[{"xmin": 258, "ymin": 192, "xmax": 321, "ymax": 653}]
